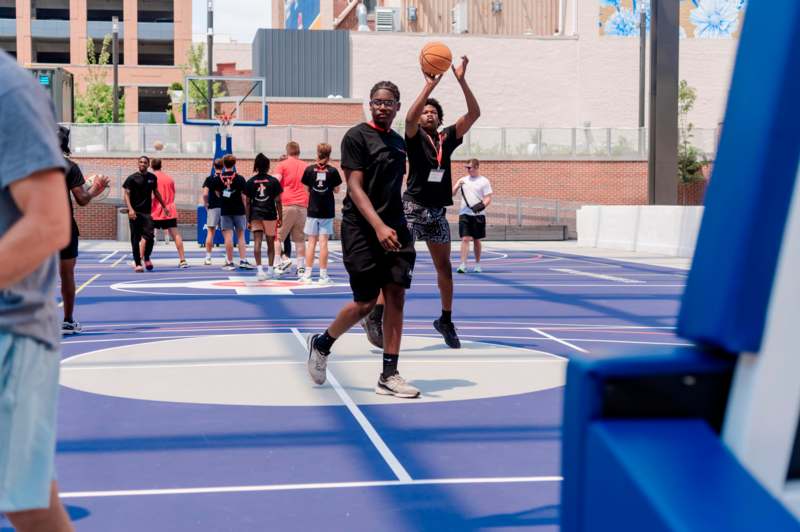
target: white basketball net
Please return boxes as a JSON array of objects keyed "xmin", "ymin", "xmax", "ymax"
[{"xmin": 217, "ymin": 112, "xmax": 235, "ymax": 138}]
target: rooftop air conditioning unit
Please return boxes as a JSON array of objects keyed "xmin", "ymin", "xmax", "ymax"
[
  {"xmin": 375, "ymin": 7, "xmax": 400, "ymax": 32},
  {"xmin": 451, "ymin": 1, "xmax": 468, "ymax": 34}
]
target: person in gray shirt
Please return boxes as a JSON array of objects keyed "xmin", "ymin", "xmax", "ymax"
[{"xmin": 0, "ymin": 50, "xmax": 74, "ymax": 531}]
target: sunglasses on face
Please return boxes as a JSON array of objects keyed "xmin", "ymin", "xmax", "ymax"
[
  {"xmin": 370, "ymin": 99, "xmax": 398, "ymax": 108},
  {"xmin": 465, "ymin": 166, "xmax": 473, "ymax": 170}
]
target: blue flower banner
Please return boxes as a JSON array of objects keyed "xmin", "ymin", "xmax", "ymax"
[{"xmin": 599, "ymin": 0, "xmax": 746, "ymax": 38}]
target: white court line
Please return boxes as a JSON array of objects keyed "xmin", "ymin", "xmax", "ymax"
[
  {"xmin": 550, "ymin": 268, "xmax": 644, "ymax": 284},
  {"xmin": 110, "ymin": 254, "xmax": 128, "ymax": 268},
  {"xmin": 62, "ymin": 335, "xmax": 196, "ymax": 345},
  {"xmin": 290, "ymin": 328, "xmax": 412, "ymax": 482},
  {"xmin": 61, "ymin": 475, "xmax": 562, "ymax": 499},
  {"xmin": 98, "ymin": 250, "xmax": 119, "ymax": 263},
  {"xmin": 530, "ymin": 328, "xmax": 590, "ymax": 353}
]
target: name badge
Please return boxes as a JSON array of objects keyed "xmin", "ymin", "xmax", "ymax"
[
  {"xmin": 316, "ymin": 172, "xmax": 327, "ymax": 182},
  {"xmin": 428, "ymin": 169, "xmax": 445, "ymax": 183},
  {"xmin": 222, "ymin": 189, "xmax": 233, "ymax": 198}
]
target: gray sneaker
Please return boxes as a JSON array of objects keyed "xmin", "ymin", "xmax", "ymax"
[
  {"xmin": 307, "ymin": 334, "xmax": 328, "ymax": 385},
  {"xmin": 376, "ymin": 373, "xmax": 420, "ymax": 399},
  {"xmin": 360, "ymin": 306, "xmax": 383, "ymax": 349}
]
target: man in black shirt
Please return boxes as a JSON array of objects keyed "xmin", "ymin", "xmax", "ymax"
[
  {"xmin": 364, "ymin": 56, "xmax": 481, "ymax": 350},
  {"xmin": 123, "ymin": 155, "xmax": 170, "ymax": 272},
  {"xmin": 57, "ymin": 126, "xmax": 110, "ymax": 334},
  {"xmin": 306, "ymin": 81, "xmax": 420, "ymax": 399},
  {"xmin": 202, "ymin": 158, "xmax": 224, "ymax": 265},
  {"xmin": 212, "ymin": 154, "xmax": 253, "ymax": 271},
  {"xmin": 300, "ymin": 142, "xmax": 342, "ymax": 285}
]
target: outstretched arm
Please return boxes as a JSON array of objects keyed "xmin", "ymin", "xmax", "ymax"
[
  {"xmin": 453, "ymin": 56, "xmax": 481, "ymax": 139},
  {"xmin": 405, "ymin": 67, "xmax": 443, "ymax": 139}
]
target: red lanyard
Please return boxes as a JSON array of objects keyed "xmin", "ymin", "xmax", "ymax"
[
  {"xmin": 367, "ymin": 121, "xmax": 389, "ymax": 133},
  {"xmin": 425, "ymin": 130, "xmax": 445, "ymax": 168}
]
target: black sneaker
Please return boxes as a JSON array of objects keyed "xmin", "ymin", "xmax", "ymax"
[
  {"xmin": 433, "ymin": 319, "xmax": 461, "ymax": 349},
  {"xmin": 360, "ymin": 306, "xmax": 383, "ymax": 349}
]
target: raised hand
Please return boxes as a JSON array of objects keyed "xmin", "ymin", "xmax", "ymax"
[
  {"xmin": 422, "ymin": 67, "xmax": 443, "ymax": 89},
  {"xmin": 452, "ymin": 56, "xmax": 469, "ymax": 82}
]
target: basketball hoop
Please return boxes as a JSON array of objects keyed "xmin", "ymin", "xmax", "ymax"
[{"xmin": 217, "ymin": 112, "xmax": 234, "ymax": 138}]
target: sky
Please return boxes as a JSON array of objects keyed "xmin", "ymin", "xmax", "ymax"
[{"xmin": 191, "ymin": 0, "xmax": 272, "ymax": 44}]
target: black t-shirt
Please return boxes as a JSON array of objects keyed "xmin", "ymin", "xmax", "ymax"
[
  {"xmin": 340, "ymin": 122, "xmax": 407, "ymax": 227},
  {"xmin": 203, "ymin": 174, "xmax": 222, "ymax": 209},
  {"xmin": 245, "ymin": 172, "xmax": 283, "ymax": 220},
  {"xmin": 64, "ymin": 158, "xmax": 85, "ymax": 218},
  {"xmin": 212, "ymin": 171, "xmax": 246, "ymax": 216},
  {"xmin": 302, "ymin": 163, "xmax": 342, "ymax": 219},
  {"xmin": 123, "ymin": 171, "xmax": 158, "ymax": 214},
  {"xmin": 403, "ymin": 124, "xmax": 463, "ymax": 208}
]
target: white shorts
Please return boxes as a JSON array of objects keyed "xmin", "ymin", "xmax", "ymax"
[
  {"xmin": 206, "ymin": 208, "xmax": 221, "ymax": 228},
  {"xmin": 304, "ymin": 217, "xmax": 334, "ymax": 236}
]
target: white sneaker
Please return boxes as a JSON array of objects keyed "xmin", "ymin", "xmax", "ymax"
[
  {"xmin": 456, "ymin": 263, "xmax": 466, "ymax": 274},
  {"xmin": 473, "ymin": 264, "xmax": 482, "ymax": 273},
  {"xmin": 307, "ymin": 334, "xmax": 328, "ymax": 385},
  {"xmin": 375, "ymin": 373, "xmax": 420, "ymax": 398},
  {"xmin": 300, "ymin": 274, "xmax": 312, "ymax": 284},
  {"xmin": 203, "ymin": 257, "xmax": 212, "ymax": 266},
  {"xmin": 257, "ymin": 268, "xmax": 268, "ymax": 281},
  {"xmin": 317, "ymin": 275, "xmax": 334, "ymax": 286}
]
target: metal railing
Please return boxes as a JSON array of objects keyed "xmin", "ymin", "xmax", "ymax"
[
  {"xmin": 67, "ymin": 123, "xmax": 720, "ymax": 161},
  {"xmin": 77, "ymin": 160, "xmax": 581, "ymax": 237}
]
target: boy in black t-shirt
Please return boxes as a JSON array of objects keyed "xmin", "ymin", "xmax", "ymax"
[
  {"xmin": 306, "ymin": 81, "xmax": 420, "ymax": 399},
  {"xmin": 362, "ymin": 56, "xmax": 481, "ymax": 351},
  {"xmin": 300, "ymin": 143, "xmax": 342, "ymax": 285},
  {"xmin": 202, "ymin": 158, "xmax": 224, "ymax": 265},
  {"xmin": 123, "ymin": 155, "xmax": 170, "ymax": 272},
  {"xmin": 244, "ymin": 153, "xmax": 283, "ymax": 280},
  {"xmin": 213, "ymin": 154, "xmax": 253, "ymax": 271},
  {"xmin": 57, "ymin": 126, "xmax": 110, "ymax": 334}
]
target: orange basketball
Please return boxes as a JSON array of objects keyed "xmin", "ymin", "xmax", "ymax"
[{"xmin": 420, "ymin": 42, "xmax": 452, "ymax": 76}]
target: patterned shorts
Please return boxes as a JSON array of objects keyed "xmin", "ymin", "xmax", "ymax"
[{"xmin": 403, "ymin": 199, "xmax": 451, "ymax": 244}]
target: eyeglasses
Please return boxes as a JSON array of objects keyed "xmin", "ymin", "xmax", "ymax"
[
  {"xmin": 465, "ymin": 166, "xmax": 473, "ymax": 169},
  {"xmin": 370, "ymin": 99, "xmax": 398, "ymax": 108}
]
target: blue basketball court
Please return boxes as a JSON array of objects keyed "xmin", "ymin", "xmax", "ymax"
[{"xmin": 5, "ymin": 242, "xmax": 691, "ymax": 531}]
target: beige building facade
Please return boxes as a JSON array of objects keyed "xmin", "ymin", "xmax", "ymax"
[{"xmin": 1, "ymin": 0, "xmax": 192, "ymax": 122}]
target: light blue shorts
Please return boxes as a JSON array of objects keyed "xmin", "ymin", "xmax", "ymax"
[
  {"xmin": 0, "ymin": 332, "xmax": 60, "ymax": 512},
  {"xmin": 304, "ymin": 217, "xmax": 334, "ymax": 236}
]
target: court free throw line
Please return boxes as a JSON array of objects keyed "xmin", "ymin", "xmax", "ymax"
[
  {"xmin": 61, "ymin": 475, "xmax": 563, "ymax": 499},
  {"xmin": 290, "ymin": 327, "xmax": 412, "ymax": 483}
]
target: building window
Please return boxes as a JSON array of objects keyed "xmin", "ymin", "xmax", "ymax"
[
  {"xmin": 138, "ymin": 40, "xmax": 173, "ymax": 66},
  {"xmin": 137, "ymin": 0, "xmax": 173, "ymax": 23},
  {"xmin": 87, "ymin": 0, "xmax": 123, "ymax": 22},
  {"xmin": 33, "ymin": 39, "xmax": 70, "ymax": 64},
  {"xmin": 32, "ymin": 0, "xmax": 69, "ymax": 20},
  {"xmin": 138, "ymin": 86, "xmax": 170, "ymax": 123}
]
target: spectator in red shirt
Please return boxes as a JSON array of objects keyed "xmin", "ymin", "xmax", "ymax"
[
  {"xmin": 272, "ymin": 141, "xmax": 309, "ymax": 278},
  {"xmin": 143, "ymin": 158, "xmax": 188, "ymax": 268}
]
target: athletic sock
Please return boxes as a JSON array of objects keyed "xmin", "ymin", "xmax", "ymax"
[
  {"xmin": 267, "ymin": 265, "xmax": 274, "ymax": 274},
  {"xmin": 205, "ymin": 252, "xmax": 211, "ymax": 259},
  {"xmin": 440, "ymin": 310, "xmax": 452, "ymax": 324},
  {"xmin": 382, "ymin": 353, "xmax": 399, "ymax": 379},
  {"xmin": 314, "ymin": 329, "xmax": 337, "ymax": 355},
  {"xmin": 320, "ymin": 268, "xmax": 327, "ymax": 277},
  {"xmin": 297, "ymin": 257, "xmax": 306, "ymax": 269}
]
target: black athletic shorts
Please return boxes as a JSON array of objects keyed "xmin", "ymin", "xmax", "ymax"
[
  {"xmin": 60, "ymin": 219, "xmax": 80, "ymax": 260},
  {"xmin": 459, "ymin": 214, "xmax": 486, "ymax": 240},
  {"xmin": 153, "ymin": 218, "xmax": 177, "ymax": 230},
  {"xmin": 341, "ymin": 218, "xmax": 416, "ymax": 302}
]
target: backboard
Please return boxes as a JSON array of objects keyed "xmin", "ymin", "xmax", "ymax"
[{"xmin": 182, "ymin": 76, "xmax": 268, "ymax": 127}]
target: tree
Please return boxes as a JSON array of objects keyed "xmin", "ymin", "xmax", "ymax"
[
  {"xmin": 183, "ymin": 43, "xmax": 225, "ymax": 119},
  {"xmin": 75, "ymin": 36, "xmax": 125, "ymax": 123},
  {"xmin": 677, "ymin": 80, "xmax": 708, "ymax": 183}
]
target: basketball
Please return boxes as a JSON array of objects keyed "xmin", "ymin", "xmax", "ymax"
[
  {"xmin": 420, "ymin": 42, "xmax": 452, "ymax": 76},
  {"xmin": 86, "ymin": 174, "xmax": 110, "ymax": 201},
  {"xmin": 153, "ymin": 140, "xmax": 165, "ymax": 151}
]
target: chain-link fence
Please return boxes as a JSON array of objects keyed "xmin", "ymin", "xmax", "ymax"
[{"xmin": 66, "ymin": 123, "xmax": 720, "ymax": 161}]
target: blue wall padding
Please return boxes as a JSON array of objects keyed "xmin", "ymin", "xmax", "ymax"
[
  {"xmin": 560, "ymin": 347, "xmax": 736, "ymax": 532},
  {"xmin": 678, "ymin": 0, "xmax": 800, "ymax": 353},
  {"xmin": 583, "ymin": 420, "xmax": 800, "ymax": 532}
]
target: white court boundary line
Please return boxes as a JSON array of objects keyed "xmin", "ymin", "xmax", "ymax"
[
  {"xmin": 290, "ymin": 328, "xmax": 412, "ymax": 482},
  {"xmin": 110, "ymin": 254, "xmax": 128, "ymax": 268},
  {"xmin": 550, "ymin": 268, "xmax": 644, "ymax": 284},
  {"xmin": 98, "ymin": 250, "xmax": 119, "ymax": 263},
  {"xmin": 61, "ymin": 475, "xmax": 562, "ymax": 499},
  {"xmin": 530, "ymin": 328, "xmax": 590, "ymax": 353}
]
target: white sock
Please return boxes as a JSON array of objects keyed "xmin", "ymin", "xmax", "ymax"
[
  {"xmin": 205, "ymin": 252, "xmax": 211, "ymax": 259},
  {"xmin": 268, "ymin": 265, "xmax": 274, "ymax": 273},
  {"xmin": 297, "ymin": 257, "xmax": 305, "ymax": 269},
  {"xmin": 257, "ymin": 264, "xmax": 264, "ymax": 271},
  {"xmin": 320, "ymin": 268, "xmax": 328, "ymax": 277},
  {"xmin": 304, "ymin": 266, "xmax": 312, "ymax": 277}
]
